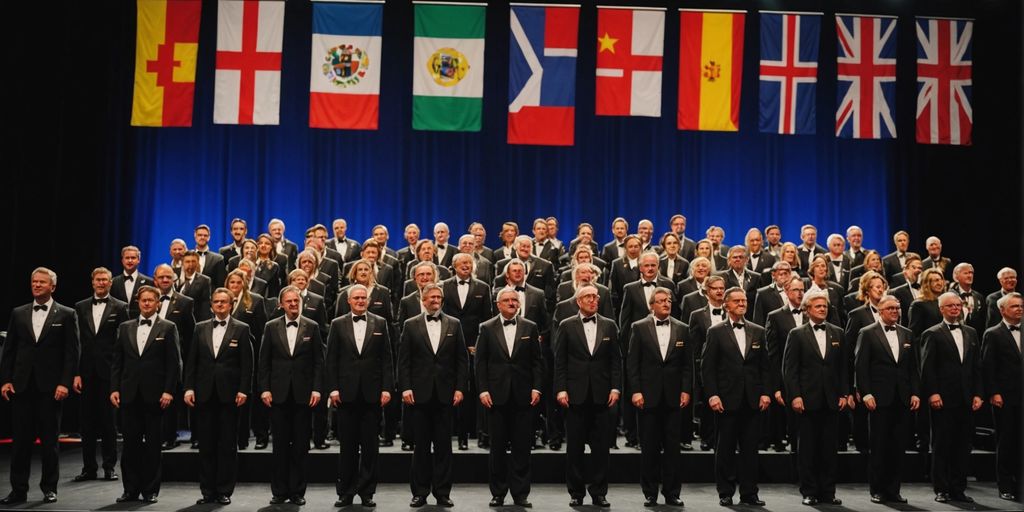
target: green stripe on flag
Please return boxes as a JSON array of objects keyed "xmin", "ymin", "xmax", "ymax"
[
  {"xmin": 414, "ymin": 4, "xmax": 485, "ymax": 39},
  {"xmin": 413, "ymin": 96, "xmax": 482, "ymax": 131}
]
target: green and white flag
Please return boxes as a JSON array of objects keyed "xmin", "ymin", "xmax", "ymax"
[{"xmin": 412, "ymin": 2, "xmax": 486, "ymax": 131}]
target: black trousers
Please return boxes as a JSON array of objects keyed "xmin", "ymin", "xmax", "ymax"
[
  {"xmin": 487, "ymin": 402, "xmax": 534, "ymax": 500},
  {"xmin": 714, "ymin": 407, "xmax": 760, "ymax": 499},
  {"xmin": 796, "ymin": 409, "xmax": 839, "ymax": 499},
  {"xmin": 195, "ymin": 400, "xmax": 239, "ymax": 497},
  {"xmin": 121, "ymin": 401, "xmax": 164, "ymax": 496},
  {"xmin": 79, "ymin": 377, "xmax": 118, "ymax": 473},
  {"xmin": 9, "ymin": 383, "xmax": 61, "ymax": 495},
  {"xmin": 238, "ymin": 394, "xmax": 270, "ymax": 444},
  {"xmin": 565, "ymin": 401, "xmax": 610, "ymax": 499},
  {"xmin": 270, "ymin": 400, "xmax": 312, "ymax": 498},
  {"xmin": 456, "ymin": 357, "xmax": 478, "ymax": 441},
  {"xmin": 868, "ymin": 403, "xmax": 911, "ymax": 497},
  {"xmin": 930, "ymin": 406, "xmax": 973, "ymax": 495},
  {"xmin": 409, "ymin": 399, "xmax": 454, "ymax": 499},
  {"xmin": 312, "ymin": 398, "xmax": 329, "ymax": 445},
  {"xmin": 336, "ymin": 400, "xmax": 381, "ymax": 499},
  {"xmin": 542, "ymin": 344, "xmax": 563, "ymax": 443},
  {"xmin": 764, "ymin": 401, "xmax": 788, "ymax": 448},
  {"xmin": 162, "ymin": 386, "xmax": 188, "ymax": 444},
  {"xmin": 994, "ymin": 404, "xmax": 1022, "ymax": 496},
  {"xmin": 639, "ymin": 405, "xmax": 682, "ymax": 499}
]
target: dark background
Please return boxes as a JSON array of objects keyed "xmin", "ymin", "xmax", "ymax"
[{"xmin": 1, "ymin": 0, "xmax": 1020, "ymax": 324}]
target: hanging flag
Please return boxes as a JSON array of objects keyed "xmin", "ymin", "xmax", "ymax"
[
  {"xmin": 835, "ymin": 14, "xmax": 897, "ymax": 139},
  {"xmin": 131, "ymin": 0, "xmax": 201, "ymax": 127},
  {"xmin": 412, "ymin": 2, "xmax": 486, "ymax": 132},
  {"xmin": 916, "ymin": 17, "xmax": 973, "ymax": 146},
  {"xmin": 309, "ymin": 1, "xmax": 383, "ymax": 130},
  {"xmin": 677, "ymin": 9, "xmax": 745, "ymax": 131},
  {"xmin": 508, "ymin": 4, "xmax": 579, "ymax": 145},
  {"xmin": 759, "ymin": 11, "xmax": 820, "ymax": 135},
  {"xmin": 595, "ymin": 6, "xmax": 664, "ymax": 117},
  {"xmin": 214, "ymin": 0, "xmax": 284, "ymax": 125}
]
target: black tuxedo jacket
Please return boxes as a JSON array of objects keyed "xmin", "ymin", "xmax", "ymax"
[
  {"xmin": 889, "ymin": 284, "xmax": 916, "ymax": 326},
  {"xmin": 183, "ymin": 317, "xmax": 253, "ymax": 403},
  {"xmin": 716, "ymin": 269, "xmax": 761, "ymax": 320},
  {"xmin": 659, "ymin": 255, "xmax": 690, "ymax": 285},
  {"xmin": 494, "ymin": 255, "xmax": 556, "ymax": 309},
  {"xmin": 248, "ymin": 276, "xmax": 269, "ymax": 298},
  {"xmin": 326, "ymin": 238, "xmax": 361, "ymax": 265},
  {"xmin": 231, "ymin": 293, "xmax": 268, "ymax": 348},
  {"xmin": 270, "ymin": 291, "xmax": 329, "ymax": 341},
  {"xmin": 982, "ymin": 323, "xmax": 1022, "ymax": 406},
  {"xmin": 908, "ymin": 299, "xmax": 942, "ymax": 341},
  {"xmin": 257, "ymin": 316, "xmax": 324, "ymax": 403},
  {"xmin": 921, "ymin": 256, "xmax": 952, "ymax": 280},
  {"xmin": 471, "ymin": 256, "xmax": 495, "ymax": 286},
  {"xmin": 110, "ymin": 272, "xmax": 155, "ymax": 317},
  {"xmin": 746, "ymin": 251, "xmax": 777, "ymax": 279},
  {"xmin": 475, "ymin": 316, "xmax": 544, "ymax": 406},
  {"xmin": 618, "ymin": 277, "xmax": 677, "ymax": 344},
  {"xmin": 219, "ymin": 243, "xmax": 244, "ymax": 262},
  {"xmin": 854, "ymin": 322, "xmax": 919, "ymax": 408},
  {"xmin": 700, "ymin": 321, "xmax": 771, "ymax": 411},
  {"xmin": 921, "ymin": 322, "xmax": 983, "ymax": 407},
  {"xmin": 783, "ymin": 323, "xmax": 848, "ymax": 410},
  {"xmin": 881, "ymin": 252, "xmax": 906, "ymax": 280},
  {"xmin": 675, "ymin": 278, "xmax": 703, "ymax": 305},
  {"xmin": 846, "ymin": 248, "xmax": 866, "ymax": 268},
  {"xmin": 824, "ymin": 255, "xmax": 852, "ymax": 290},
  {"xmin": 278, "ymin": 239, "xmax": 299, "ymax": 272},
  {"xmin": 608, "ymin": 257, "xmax": 640, "ymax": 313},
  {"xmin": 177, "ymin": 272, "xmax": 212, "ymax": 321},
  {"xmin": 986, "ymin": 291, "xmax": 1014, "ymax": 328},
  {"xmin": 600, "ymin": 240, "xmax": 625, "ymax": 266},
  {"xmin": 951, "ymin": 285, "xmax": 987, "ymax": 335},
  {"xmin": 764, "ymin": 305, "xmax": 805, "ymax": 393},
  {"xmin": 752, "ymin": 284, "xmax": 786, "ymax": 327},
  {"xmin": 489, "ymin": 283, "xmax": 549, "ymax": 340},
  {"xmin": 397, "ymin": 292, "xmax": 425, "ymax": 333},
  {"xmin": 801, "ymin": 278, "xmax": 845, "ymax": 326},
  {"xmin": 317, "ymin": 257, "xmax": 341, "ymax": 291},
  {"xmin": 325, "ymin": 312, "xmax": 394, "ymax": 404},
  {"xmin": 555, "ymin": 282, "xmax": 614, "ymax": 319},
  {"xmin": 626, "ymin": 316, "xmax": 693, "ymax": 407},
  {"xmin": 336, "ymin": 284, "xmax": 394, "ymax": 325},
  {"xmin": 477, "ymin": 246, "xmax": 495, "ymax": 263},
  {"xmin": 553, "ymin": 315, "xmax": 622, "ymax": 405},
  {"xmin": 195, "ymin": 250, "xmax": 226, "ymax": 288},
  {"xmin": 532, "ymin": 240, "xmax": 562, "ymax": 270},
  {"xmin": 678, "ymin": 237, "xmax": 697, "ymax": 261},
  {"xmin": 397, "ymin": 313, "xmax": 469, "ymax": 403},
  {"xmin": 441, "ymin": 277, "xmax": 493, "ymax": 347},
  {"xmin": 75, "ymin": 296, "xmax": 130, "ymax": 383},
  {"xmin": 111, "ymin": 317, "xmax": 181, "ymax": 404},
  {"xmin": 687, "ymin": 305, "xmax": 726, "ymax": 360},
  {"xmin": 797, "ymin": 244, "xmax": 827, "ymax": 270},
  {"xmin": 1, "ymin": 301, "xmax": 79, "ymax": 392},
  {"xmin": 157, "ymin": 291, "xmax": 195, "ymax": 354}
]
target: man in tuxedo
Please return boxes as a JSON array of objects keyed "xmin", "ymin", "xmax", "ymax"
[
  {"xmin": 494, "ymin": 222, "xmax": 520, "ymax": 263},
  {"xmin": 882, "ymin": 231, "xmax": 910, "ymax": 279},
  {"xmin": 442, "ymin": 253, "xmax": 493, "ymax": 450},
  {"xmin": 855, "ymin": 295, "xmax": 920, "ymax": 504},
  {"xmin": 458, "ymin": 234, "xmax": 494, "ymax": 285},
  {"xmin": 797, "ymin": 225, "xmax": 827, "ymax": 270},
  {"xmin": 921, "ymin": 292, "xmax": 984, "ymax": 503},
  {"xmin": 269, "ymin": 218, "xmax": 299, "ymax": 272},
  {"xmin": 259, "ymin": 286, "xmax": 323, "ymax": 505},
  {"xmin": 177, "ymin": 251, "xmax": 212, "ymax": 321},
  {"xmin": 627, "ymin": 287, "xmax": 692, "ymax": 507},
  {"xmin": 476, "ymin": 288, "xmax": 543, "ymax": 508},
  {"xmin": 824, "ymin": 234, "xmax": 852, "ymax": 290},
  {"xmin": 600, "ymin": 217, "xmax": 629, "ymax": 264},
  {"xmin": 495, "ymin": 235, "xmax": 557, "ymax": 311},
  {"xmin": 398, "ymin": 283, "xmax": 469, "ymax": 508},
  {"xmin": 637, "ymin": 219, "xmax": 655, "ymax": 252},
  {"xmin": 982, "ymin": 293, "xmax": 1023, "ymax": 501},
  {"xmin": 183, "ymin": 288, "xmax": 252, "ymax": 505},
  {"xmin": 686, "ymin": 275, "xmax": 728, "ymax": 451},
  {"xmin": 370, "ymin": 224, "xmax": 398, "ymax": 260},
  {"xmin": 987, "ymin": 267, "xmax": 1019, "ymax": 328},
  {"xmin": 169, "ymin": 239, "xmax": 187, "ymax": 273},
  {"xmin": 922, "ymin": 236, "xmax": 952, "ymax": 280},
  {"xmin": 889, "ymin": 255, "xmax": 923, "ymax": 322},
  {"xmin": 565, "ymin": 222, "xmax": 600, "ymax": 265},
  {"xmin": 110, "ymin": 245, "xmax": 154, "ymax": 318},
  {"xmin": 326, "ymin": 285, "xmax": 393, "ymax": 508},
  {"xmin": 110, "ymin": 285, "xmax": 180, "ymax": 504},
  {"xmin": 557, "ymin": 263, "xmax": 614, "ymax": 318},
  {"xmin": 706, "ymin": 226, "xmax": 729, "ymax": 258},
  {"xmin": 219, "ymin": 218, "xmax": 248, "ymax": 261},
  {"xmin": 327, "ymin": 218, "xmax": 361, "ymax": 266},
  {"xmin": 783, "ymin": 291, "xmax": 849, "ymax": 506},
  {"xmin": 608, "ymin": 234, "xmax": 642, "ymax": 317},
  {"xmin": 701, "ymin": 287, "xmax": 771, "ymax": 507},
  {"xmin": 763, "ymin": 275, "xmax": 806, "ymax": 452},
  {"xmin": 0, "ymin": 268, "xmax": 79, "ymax": 505},
  {"xmin": 752, "ymin": 261, "xmax": 792, "ymax": 327},
  {"xmin": 469, "ymin": 222, "xmax": 495, "ymax": 263},
  {"xmin": 546, "ymin": 217, "xmax": 563, "ymax": 250},
  {"xmin": 73, "ymin": 267, "xmax": 129, "ymax": 483},
  {"xmin": 433, "ymin": 222, "xmax": 455, "ymax": 269},
  {"xmin": 950, "ymin": 263, "xmax": 987, "ymax": 335},
  {"xmin": 845, "ymin": 226, "xmax": 867, "ymax": 268},
  {"xmin": 194, "ymin": 224, "xmax": 226, "ymax": 290},
  {"xmin": 764, "ymin": 225, "xmax": 783, "ymax": 258},
  {"xmin": 554, "ymin": 285, "xmax": 621, "ymax": 508},
  {"xmin": 396, "ymin": 223, "xmax": 422, "ymax": 274},
  {"xmin": 744, "ymin": 228, "xmax": 776, "ymax": 279},
  {"xmin": 531, "ymin": 218, "xmax": 562, "ymax": 269},
  {"xmin": 153, "ymin": 264, "xmax": 197, "ymax": 449},
  {"xmin": 716, "ymin": 246, "xmax": 760, "ymax": 319},
  {"xmin": 668, "ymin": 214, "xmax": 697, "ymax": 261}
]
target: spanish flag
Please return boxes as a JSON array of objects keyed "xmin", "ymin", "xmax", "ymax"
[
  {"xmin": 677, "ymin": 9, "xmax": 745, "ymax": 131},
  {"xmin": 131, "ymin": 0, "xmax": 201, "ymax": 127}
]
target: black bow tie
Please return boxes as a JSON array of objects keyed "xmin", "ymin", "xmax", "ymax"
[
  {"xmin": 582, "ymin": 316, "xmax": 596, "ymax": 324},
  {"xmin": 197, "ymin": 251, "xmax": 207, "ymax": 256},
  {"xmin": 458, "ymin": 280, "xmax": 470, "ymax": 286},
  {"xmin": 213, "ymin": 320, "xmax": 226, "ymax": 327},
  {"xmin": 286, "ymin": 321, "xmax": 299, "ymax": 328},
  {"xmin": 1009, "ymin": 325, "xmax": 1020, "ymax": 332},
  {"xmin": 514, "ymin": 286, "xmax": 526, "ymax": 292},
  {"xmin": 124, "ymin": 274, "xmax": 134, "ymax": 282},
  {"xmin": 139, "ymin": 318, "xmax": 152, "ymax": 326},
  {"xmin": 353, "ymin": 315, "xmax": 366, "ymax": 322},
  {"xmin": 93, "ymin": 298, "xmax": 108, "ymax": 305},
  {"xmin": 426, "ymin": 316, "xmax": 440, "ymax": 322},
  {"xmin": 160, "ymin": 295, "xmax": 171, "ymax": 302},
  {"xmin": 732, "ymin": 322, "xmax": 745, "ymax": 330},
  {"xmin": 870, "ymin": 306, "xmax": 879, "ymax": 314},
  {"xmin": 959, "ymin": 293, "xmax": 970, "ymax": 300},
  {"xmin": 655, "ymin": 319, "xmax": 670, "ymax": 327},
  {"xmin": 436, "ymin": 244, "xmax": 446, "ymax": 250},
  {"xmin": 642, "ymin": 281, "xmax": 656, "ymax": 287},
  {"xmin": 33, "ymin": 304, "xmax": 48, "ymax": 312},
  {"xmin": 911, "ymin": 283, "xmax": 921, "ymax": 290},
  {"xmin": 813, "ymin": 324, "xmax": 827, "ymax": 331},
  {"xmin": 884, "ymin": 325, "xmax": 897, "ymax": 332},
  {"xmin": 503, "ymin": 319, "xmax": 516, "ymax": 327},
  {"xmin": 711, "ymin": 308, "xmax": 723, "ymax": 316},
  {"xmin": 790, "ymin": 308, "xmax": 801, "ymax": 315},
  {"xmin": 750, "ymin": 253, "xmax": 761, "ymax": 259},
  {"xmin": 947, "ymin": 324, "xmax": 961, "ymax": 330}
]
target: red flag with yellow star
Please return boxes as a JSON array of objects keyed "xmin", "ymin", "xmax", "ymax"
[
  {"xmin": 595, "ymin": 6, "xmax": 665, "ymax": 117},
  {"xmin": 131, "ymin": 0, "xmax": 201, "ymax": 127}
]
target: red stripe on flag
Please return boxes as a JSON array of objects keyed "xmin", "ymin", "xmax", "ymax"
[
  {"xmin": 544, "ymin": 7, "xmax": 578, "ymax": 50},
  {"xmin": 508, "ymin": 106, "xmax": 575, "ymax": 146},
  {"xmin": 216, "ymin": 0, "xmax": 282, "ymax": 125},
  {"xmin": 596, "ymin": 9, "xmax": 633, "ymax": 115},
  {"xmin": 309, "ymin": 93, "xmax": 379, "ymax": 130},
  {"xmin": 730, "ymin": 13, "xmax": 745, "ymax": 130},
  {"xmin": 160, "ymin": 0, "xmax": 201, "ymax": 127},
  {"xmin": 677, "ymin": 12, "xmax": 703, "ymax": 129}
]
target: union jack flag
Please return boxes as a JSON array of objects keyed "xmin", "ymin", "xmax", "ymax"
[
  {"xmin": 835, "ymin": 14, "xmax": 897, "ymax": 139},
  {"xmin": 759, "ymin": 12, "xmax": 820, "ymax": 135},
  {"xmin": 916, "ymin": 18, "xmax": 973, "ymax": 146}
]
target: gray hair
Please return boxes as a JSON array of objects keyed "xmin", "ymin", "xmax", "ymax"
[
  {"xmin": 32, "ymin": 266, "xmax": 57, "ymax": 286},
  {"xmin": 996, "ymin": 292, "xmax": 1022, "ymax": 310},
  {"xmin": 801, "ymin": 289, "xmax": 830, "ymax": 308}
]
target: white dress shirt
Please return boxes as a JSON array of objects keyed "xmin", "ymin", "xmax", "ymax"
[
  {"xmin": 31, "ymin": 298, "xmax": 54, "ymax": 340},
  {"xmin": 352, "ymin": 315, "xmax": 368, "ymax": 354},
  {"xmin": 136, "ymin": 315, "xmax": 155, "ymax": 355},
  {"xmin": 655, "ymin": 316, "xmax": 670, "ymax": 360},
  {"xmin": 501, "ymin": 316, "xmax": 517, "ymax": 355},
  {"xmin": 426, "ymin": 314, "xmax": 442, "ymax": 353},
  {"xmin": 581, "ymin": 315, "xmax": 597, "ymax": 354},
  {"xmin": 91, "ymin": 296, "xmax": 107, "ymax": 335},
  {"xmin": 285, "ymin": 317, "xmax": 299, "ymax": 355},
  {"xmin": 212, "ymin": 317, "xmax": 228, "ymax": 357}
]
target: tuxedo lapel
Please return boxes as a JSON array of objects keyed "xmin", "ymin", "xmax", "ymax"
[
  {"xmin": 204, "ymin": 322, "xmax": 217, "ymax": 359},
  {"xmin": 36, "ymin": 304, "xmax": 56, "ymax": 342},
  {"xmin": 140, "ymin": 322, "xmax": 160, "ymax": 356},
  {"xmin": 873, "ymin": 326, "xmax": 897, "ymax": 364},
  {"xmin": 508, "ymin": 321, "xmax": 523, "ymax": 359}
]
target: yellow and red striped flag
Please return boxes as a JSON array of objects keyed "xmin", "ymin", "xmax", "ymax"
[
  {"xmin": 677, "ymin": 9, "xmax": 745, "ymax": 131},
  {"xmin": 131, "ymin": 0, "xmax": 201, "ymax": 127}
]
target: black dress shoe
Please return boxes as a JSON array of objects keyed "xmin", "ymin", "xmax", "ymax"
[
  {"xmin": 819, "ymin": 497, "xmax": 842, "ymax": 505},
  {"xmin": 665, "ymin": 497, "xmax": 685, "ymax": 507},
  {"xmin": 740, "ymin": 496, "xmax": 766, "ymax": 506},
  {"xmin": 238, "ymin": 441, "xmax": 249, "ymax": 450},
  {"xmin": 0, "ymin": 492, "xmax": 26, "ymax": 505},
  {"xmin": 314, "ymin": 442, "xmax": 330, "ymax": 450},
  {"xmin": 104, "ymin": 469, "xmax": 119, "ymax": 481},
  {"xmin": 719, "ymin": 496, "xmax": 733, "ymax": 506},
  {"xmin": 116, "ymin": 493, "xmax": 138, "ymax": 503},
  {"xmin": 680, "ymin": 442, "xmax": 694, "ymax": 451},
  {"xmin": 290, "ymin": 495, "xmax": 306, "ymax": 505},
  {"xmin": 255, "ymin": 439, "xmax": 269, "ymax": 450},
  {"xmin": 361, "ymin": 496, "xmax": 376, "ymax": 507},
  {"xmin": 549, "ymin": 441, "xmax": 562, "ymax": 451},
  {"xmin": 951, "ymin": 493, "xmax": 973, "ymax": 503},
  {"xmin": 644, "ymin": 495, "xmax": 659, "ymax": 506},
  {"xmin": 489, "ymin": 496, "xmax": 504, "ymax": 507},
  {"xmin": 869, "ymin": 494, "xmax": 884, "ymax": 504},
  {"xmin": 934, "ymin": 493, "xmax": 951, "ymax": 503},
  {"xmin": 801, "ymin": 496, "xmax": 818, "ymax": 506},
  {"xmin": 73, "ymin": 471, "xmax": 98, "ymax": 482},
  {"xmin": 269, "ymin": 496, "xmax": 288, "ymax": 504},
  {"xmin": 42, "ymin": 492, "xmax": 57, "ymax": 503},
  {"xmin": 701, "ymin": 441, "xmax": 712, "ymax": 451},
  {"xmin": 217, "ymin": 495, "xmax": 231, "ymax": 505},
  {"xmin": 409, "ymin": 495, "xmax": 427, "ymax": 507},
  {"xmin": 458, "ymin": 439, "xmax": 469, "ymax": 450},
  {"xmin": 569, "ymin": 497, "xmax": 584, "ymax": 507},
  {"xmin": 142, "ymin": 493, "xmax": 159, "ymax": 503},
  {"xmin": 888, "ymin": 494, "xmax": 907, "ymax": 503},
  {"xmin": 401, "ymin": 442, "xmax": 414, "ymax": 451},
  {"xmin": 335, "ymin": 495, "xmax": 353, "ymax": 507},
  {"xmin": 512, "ymin": 498, "xmax": 532, "ymax": 508},
  {"xmin": 437, "ymin": 496, "xmax": 454, "ymax": 507},
  {"xmin": 592, "ymin": 495, "xmax": 610, "ymax": 507},
  {"xmin": 197, "ymin": 495, "xmax": 216, "ymax": 504},
  {"xmin": 379, "ymin": 439, "xmax": 394, "ymax": 447},
  {"xmin": 1000, "ymin": 492, "xmax": 1018, "ymax": 501},
  {"xmin": 191, "ymin": 440, "xmax": 200, "ymax": 449},
  {"xmin": 160, "ymin": 440, "xmax": 178, "ymax": 450}
]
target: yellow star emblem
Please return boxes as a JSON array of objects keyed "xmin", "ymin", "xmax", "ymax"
[{"xmin": 597, "ymin": 32, "xmax": 618, "ymax": 54}]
